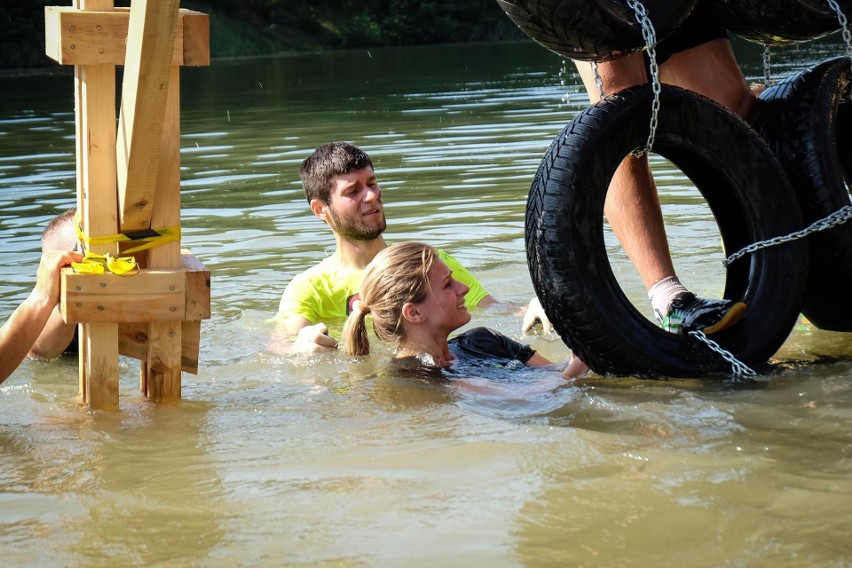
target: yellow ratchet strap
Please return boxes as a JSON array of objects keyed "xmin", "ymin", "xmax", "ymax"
[
  {"xmin": 71, "ymin": 252, "xmax": 140, "ymax": 276},
  {"xmin": 73, "ymin": 213, "xmax": 180, "ymax": 275}
]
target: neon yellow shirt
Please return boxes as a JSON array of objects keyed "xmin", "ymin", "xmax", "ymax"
[{"xmin": 277, "ymin": 248, "xmax": 489, "ymax": 324}]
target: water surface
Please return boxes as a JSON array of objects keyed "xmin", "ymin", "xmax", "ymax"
[{"xmin": 2, "ymin": 39, "xmax": 852, "ymax": 566}]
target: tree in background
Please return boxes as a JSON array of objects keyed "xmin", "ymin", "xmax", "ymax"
[{"xmin": 0, "ymin": 0, "xmax": 523, "ymax": 70}]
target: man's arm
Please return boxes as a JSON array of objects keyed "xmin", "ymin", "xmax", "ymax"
[
  {"xmin": 28, "ymin": 307, "xmax": 75, "ymax": 360},
  {"xmin": 268, "ymin": 315, "xmax": 338, "ymax": 354},
  {"xmin": 1, "ymin": 250, "xmax": 81, "ymax": 383}
]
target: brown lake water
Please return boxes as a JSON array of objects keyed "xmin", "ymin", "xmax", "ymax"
[{"xmin": 2, "ymin": 38, "xmax": 852, "ymax": 566}]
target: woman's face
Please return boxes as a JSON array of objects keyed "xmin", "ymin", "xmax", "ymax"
[{"xmin": 417, "ymin": 258, "xmax": 472, "ymax": 333}]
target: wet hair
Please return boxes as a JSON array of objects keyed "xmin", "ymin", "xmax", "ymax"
[
  {"xmin": 299, "ymin": 141, "xmax": 373, "ymax": 205},
  {"xmin": 41, "ymin": 208, "xmax": 77, "ymax": 252},
  {"xmin": 343, "ymin": 242, "xmax": 437, "ymax": 356}
]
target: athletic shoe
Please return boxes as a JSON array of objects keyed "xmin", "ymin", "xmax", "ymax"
[{"xmin": 655, "ymin": 293, "xmax": 747, "ymax": 335}]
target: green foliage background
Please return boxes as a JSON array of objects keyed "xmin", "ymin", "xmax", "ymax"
[{"xmin": 0, "ymin": 0, "xmax": 526, "ymax": 70}]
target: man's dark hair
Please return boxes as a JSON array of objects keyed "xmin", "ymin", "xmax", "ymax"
[{"xmin": 299, "ymin": 142, "xmax": 373, "ymax": 204}]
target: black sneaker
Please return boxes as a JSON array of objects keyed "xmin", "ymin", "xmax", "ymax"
[{"xmin": 655, "ymin": 293, "xmax": 747, "ymax": 335}]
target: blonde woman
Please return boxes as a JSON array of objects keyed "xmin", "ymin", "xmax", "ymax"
[{"xmin": 343, "ymin": 242, "xmax": 588, "ymax": 379}]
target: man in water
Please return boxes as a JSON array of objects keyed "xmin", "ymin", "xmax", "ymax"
[
  {"xmin": 272, "ymin": 142, "xmax": 549, "ymax": 354},
  {"xmin": 28, "ymin": 209, "xmax": 79, "ymax": 360}
]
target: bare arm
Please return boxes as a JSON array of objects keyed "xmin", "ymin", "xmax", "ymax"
[
  {"xmin": 526, "ymin": 351, "xmax": 590, "ymax": 379},
  {"xmin": 268, "ymin": 315, "xmax": 338, "ymax": 354},
  {"xmin": 0, "ymin": 251, "xmax": 81, "ymax": 383},
  {"xmin": 27, "ymin": 306, "xmax": 76, "ymax": 360}
]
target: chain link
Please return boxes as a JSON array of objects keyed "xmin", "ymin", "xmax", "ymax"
[
  {"xmin": 723, "ymin": 205, "xmax": 852, "ymax": 267},
  {"xmin": 559, "ymin": 59, "xmax": 572, "ymax": 106},
  {"xmin": 591, "ymin": 61, "xmax": 606, "ymax": 100},
  {"xmin": 827, "ymin": 0, "xmax": 852, "ymax": 57},
  {"xmin": 763, "ymin": 44, "xmax": 773, "ymax": 87},
  {"xmin": 688, "ymin": 330, "xmax": 757, "ymax": 378},
  {"xmin": 627, "ymin": 0, "xmax": 661, "ymax": 157}
]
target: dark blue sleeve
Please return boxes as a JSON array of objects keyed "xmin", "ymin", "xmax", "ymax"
[{"xmin": 449, "ymin": 327, "xmax": 537, "ymax": 364}]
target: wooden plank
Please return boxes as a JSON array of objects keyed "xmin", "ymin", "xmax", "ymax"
[
  {"xmin": 116, "ymin": 0, "xmax": 181, "ymax": 232},
  {"xmin": 62, "ymin": 269, "xmax": 186, "ymax": 323},
  {"xmin": 181, "ymin": 253, "xmax": 210, "ymax": 321},
  {"xmin": 84, "ymin": 322, "xmax": 119, "ymax": 410},
  {"xmin": 74, "ymin": 0, "xmax": 120, "ymax": 410},
  {"xmin": 143, "ymin": 62, "xmax": 184, "ymax": 400},
  {"xmin": 60, "ymin": 259, "xmax": 208, "ymax": 323},
  {"xmin": 118, "ymin": 320, "xmax": 200, "ymax": 374},
  {"xmin": 44, "ymin": 7, "xmax": 210, "ymax": 67},
  {"xmin": 144, "ymin": 322, "xmax": 182, "ymax": 399},
  {"xmin": 181, "ymin": 10, "xmax": 210, "ymax": 66}
]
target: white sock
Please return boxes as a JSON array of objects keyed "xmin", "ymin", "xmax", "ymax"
[{"xmin": 649, "ymin": 276, "xmax": 689, "ymax": 317}]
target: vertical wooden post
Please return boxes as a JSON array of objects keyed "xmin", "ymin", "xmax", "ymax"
[
  {"xmin": 142, "ymin": 65, "xmax": 183, "ymax": 400},
  {"xmin": 116, "ymin": 0, "xmax": 181, "ymax": 231},
  {"xmin": 74, "ymin": 0, "xmax": 119, "ymax": 411},
  {"xmin": 117, "ymin": 0, "xmax": 182, "ymax": 400}
]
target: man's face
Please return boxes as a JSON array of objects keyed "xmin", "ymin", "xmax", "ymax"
[{"xmin": 323, "ymin": 167, "xmax": 387, "ymax": 242}]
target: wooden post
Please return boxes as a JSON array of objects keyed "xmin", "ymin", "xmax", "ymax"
[
  {"xmin": 142, "ymin": 64, "xmax": 183, "ymax": 400},
  {"xmin": 115, "ymin": 0, "xmax": 182, "ymax": 400},
  {"xmin": 74, "ymin": 0, "xmax": 120, "ymax": 411},
  {"xmin": 46, "ymin": 0, "xmax": 211, "ymax": 409}
]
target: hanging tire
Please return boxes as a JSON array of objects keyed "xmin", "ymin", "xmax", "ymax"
[
  {"xmin": 706, "ymin": 0, "xmax": 852, "ymax": 45},
  {"xmin": 495, "ymin": 0, "xmax": 697, "ymax": 61},
  {"xmin": 526, "ymin": 85, "xmax": 808, "ymax": 377},
  {"xmin": 749, "ymin": 57, "xmax": 852, "ymax": 331}
]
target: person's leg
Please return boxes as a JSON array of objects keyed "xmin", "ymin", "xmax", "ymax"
[
  {"xmin": 575, "ymin": 55, "xmax": 677, "ymax": 291},
  {"xmin": 659, "ymin": 37, "xmax": 757, "ymax": 119},
  {"xmin": 574, "ymin": 45, "xmax": 750, "ymax": 334}
]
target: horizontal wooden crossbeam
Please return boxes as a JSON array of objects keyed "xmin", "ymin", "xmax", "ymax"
[
  {"xmin": 119, "ymin": 320, "xmax": 201, "ymax": 374},
  {"xmin": 44, "ymin": 7, "xmax": 209, "ymax": 67},
  {"xmin": 61, "ymin": 252, "xmax": 210, "ymax": 323}
]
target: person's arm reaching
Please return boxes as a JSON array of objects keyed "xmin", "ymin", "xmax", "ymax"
[
  {"xmin": 268, "ymin": 315, "xmax": 338, "ymax": 354},
  {"xmin": 0, "ymin": 250, "xmax": 82, "ymax": 383},
  {"xmin": 28, "ymin": 307, "xmax": 76, "ymax": 360}
]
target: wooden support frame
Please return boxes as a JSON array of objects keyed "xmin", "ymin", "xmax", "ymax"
[
  {"xmin": 45, "ymin": 7, "xmax": 209, "ymax": 67},
  {"xmin": 47, "ymin": 0, "xmax": 211, "ymax": 409}
]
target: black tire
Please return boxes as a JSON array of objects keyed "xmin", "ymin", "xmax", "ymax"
[
  {"xmin": 750, "ymin": 57, "xmax": 852, "ymax": 331},
  {"xmin": 526, "ymin": 85, "xmax": 808, "ymax": 377},
  {"xmin": 495, "ymin": 0, "xmax": 697, "ymax": 62},
  {"xmin": 707, "ymin": 0, "xmax": 852, "ymax": 45}
]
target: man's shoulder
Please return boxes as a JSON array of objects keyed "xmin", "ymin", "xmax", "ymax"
[
  {"xmin": 283, "ymin": 256, "xmax": 362, "ymax": 300},
  {"xmin": 290, "ymin": 257, "xmax": 360, "ymax": 284}
]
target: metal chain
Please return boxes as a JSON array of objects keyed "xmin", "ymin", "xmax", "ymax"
[
  {"xmin": 723, "ymin": 205, "xmax": 852, "ymax": 267},
  {"xmin": 627, "ymin": 0, "xmax": 661, "ymax": 157},
  {"xmin": 559, "ymin": 59, "xmax": 572, "ymax": 106},
  {"xmin": 827, "ymin": 0, "xmax": 852, "ymax": 57},
  {"xmin": 763, "ymin": 44, "xmax": 773, "ymax": 87},
  {"xmin": 688, "ymin": 330, "xmax": 758, "ymax": 378},
  {"xmin": 591, "ymin": 61, "xmax": 606, "ymax": 100}
]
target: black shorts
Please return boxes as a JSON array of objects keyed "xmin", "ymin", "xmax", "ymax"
[{"xmin": 646, "ymin": 1, "xmax": 729, "ymax": 67}]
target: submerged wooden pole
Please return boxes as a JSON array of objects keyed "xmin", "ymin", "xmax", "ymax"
[{"xmin": 73, "ymin": 0, "xmax": 120, "ymax": 410}]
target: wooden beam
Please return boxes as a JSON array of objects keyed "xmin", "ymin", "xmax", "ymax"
[
  {"xmin": 60, "ymin": 254, "xmax": 209, "ymax": 324},
  {"xmin": 116, "ymin": 0, "xmax": 181, "ymax": 232},
  {"xmin": 118, "ymin": 320, "xmax": 200, "ymax": 375},
  {"xmin": 62, "ymin": 269, "xmax": 187, "ymax": 323},
  {"xmin": 45, "ymin": 7, "xmax": 210, "ymax": 67},
  {"xmin": 143, "ymin": 62, "xmax": 184, "ymax": 400},
  {"xmin": 74, "ymin": 0, "xmax": 120, "ymax": 411}
]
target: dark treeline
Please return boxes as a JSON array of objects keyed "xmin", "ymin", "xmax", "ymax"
[{"xmin": 1, "ymin": 0, "xmax": 525, "ymax": 71}]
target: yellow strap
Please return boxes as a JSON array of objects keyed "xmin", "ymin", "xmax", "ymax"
[
  {"xmin": 74, "ymin": 212, "xmax": 180, "ymax": 254},
  {"xmin": 72, "ymin": 252, "xmax": 140, "ymax": 276}
]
